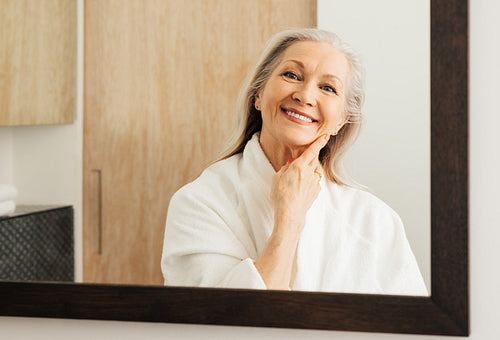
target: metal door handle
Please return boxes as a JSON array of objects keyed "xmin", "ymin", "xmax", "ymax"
[{"xmin": 91, "ymin": 169, "xmax": 102, "ymax": 254}]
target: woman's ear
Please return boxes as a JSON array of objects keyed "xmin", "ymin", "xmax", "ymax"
[
  {"xmin": 254, "ymin": 94, "xmax": 261, "ymax": 111},
  {"xmin": 342, "ymin": 114, "xmax": 350, "ymax": 126},
  {"xmin": 333, "ymin": 115, "xmax": 350, "ymax": 135}
]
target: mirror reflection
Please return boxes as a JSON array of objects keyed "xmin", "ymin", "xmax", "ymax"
[
  {"xmin": 0, "ymin": 0, "xmax": 430, "ymax": 296},
  {"xmin": 162, "ymin": 27, "xmax": 427, "ymax": 295}
]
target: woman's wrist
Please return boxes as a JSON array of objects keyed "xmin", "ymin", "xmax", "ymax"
[
  {"xmin": 273, "ymin": 213, "xmax": 305, "ymax": 236},
  {"xmin": 253, "ymin": 211, "xmax": 305, "ymax": 290},
  {"xmin": 255, "ymin": 229, "xmax": 299, "ymax": 290},
  {"xmin": 268, "ymin": 225, "xmax": 301, "ymax": 249}
]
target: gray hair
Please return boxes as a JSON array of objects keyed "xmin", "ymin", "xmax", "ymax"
[{"xmin": 219, "ymin": 28, "xmax": 365, "ymax": 186}]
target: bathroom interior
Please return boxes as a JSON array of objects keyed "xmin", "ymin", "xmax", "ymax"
[{"xmin": 1, "ymin": 0, "xmax": 470, "ymax": 337}]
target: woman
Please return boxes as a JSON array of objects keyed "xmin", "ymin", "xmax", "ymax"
[{"xmin": 161, "ymin": 28, "xmax": 427, "ymax": 295}]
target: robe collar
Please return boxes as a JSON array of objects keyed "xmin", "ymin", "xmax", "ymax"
[{"xmin": 242, "ymin": 133, "xmax": 276, "ymax": 186}]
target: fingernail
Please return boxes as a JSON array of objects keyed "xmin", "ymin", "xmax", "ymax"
[{"xmin": 287, "ymin": 158, "xmax": 295, "ymax": 164}]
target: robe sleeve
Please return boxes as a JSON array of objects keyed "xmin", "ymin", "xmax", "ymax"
[
  {"xmin": 161, "ymin": 184, "xmax": 267, "ymax": 290},
  {"xmin": 332, "ymin": 186, "xmax": 429, "ymax": 296},
  {"xmin": 371, "ymin": 210, "xmax": 429, "ymax": 296}
]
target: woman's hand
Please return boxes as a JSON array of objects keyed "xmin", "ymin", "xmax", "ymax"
[
  {"xmin": 255, "ymin": 134, "xmax": 330, "ymax": 290},
  {"xmin": 270, "ymin": 134, "xmax": 330, "ymax": 234}
]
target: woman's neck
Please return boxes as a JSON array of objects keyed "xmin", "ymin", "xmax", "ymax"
[{"xmin": 258, "ymin": 131, "xmax": 308, "ymax": 172}]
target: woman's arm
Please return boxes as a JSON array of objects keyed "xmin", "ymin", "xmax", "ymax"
[{"xmin": 254, "ymin": 135, "xmax": 329, "ymax": 289}]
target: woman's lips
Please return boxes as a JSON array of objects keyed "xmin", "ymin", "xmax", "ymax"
[{"xmin": 281, "ymin": 107, "xmax": 317, "ymax": 125}]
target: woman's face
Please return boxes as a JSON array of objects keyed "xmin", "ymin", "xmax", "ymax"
[{"xmin": 256, "ymin": 41, "xmax": 350, "ymax": 148}]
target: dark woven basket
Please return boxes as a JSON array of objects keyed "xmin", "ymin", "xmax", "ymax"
[{"xmin": 0, "ymin": 205, "xmax": 74, "ymax": 282}]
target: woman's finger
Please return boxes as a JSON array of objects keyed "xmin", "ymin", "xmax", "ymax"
[
  {"xmin": 314, "ymin": 165, "xmax": 323, "ymax": 182},
  {"xmin": 294, "ymin": 134, "xmax": 330, "ymax": 166}
]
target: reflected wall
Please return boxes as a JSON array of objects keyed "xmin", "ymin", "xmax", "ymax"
[{"xmin": 319, "ymin": 0, "xmax": 431, "ymax": 290}]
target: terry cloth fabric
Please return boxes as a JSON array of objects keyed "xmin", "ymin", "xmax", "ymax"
[
  {"xmin": 161, "ymin": 133, "xmax": 428, "ymax": 296},
  {"xmin": 0, "ymin": 184, "xmax": 17, "ymax": 203},
  {"xmin": 0, "ymin": 200, "xmax": 15, "ymax": 217}
]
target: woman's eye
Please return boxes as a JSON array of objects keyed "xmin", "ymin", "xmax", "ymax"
[
  {"xmin": 283, "ymin": 72, "xmax": 299, "ymax": 80},
  {"xmin": 321, "ymin": 85, "xmax": 337, "ymax": 94}
]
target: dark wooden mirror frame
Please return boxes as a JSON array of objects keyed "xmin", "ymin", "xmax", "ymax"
[{"xmin": 0, "ymin": 0, "xmax": 468, "ymax": 336}]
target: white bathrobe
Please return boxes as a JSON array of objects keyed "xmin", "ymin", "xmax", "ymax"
[{"xmin": 161, "ymin": 133, "xmax": 428, "ymax": 296}]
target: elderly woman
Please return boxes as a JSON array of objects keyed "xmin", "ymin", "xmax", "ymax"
[{"xmin": 161, "ymin": 28, "xmax": 427, "ymax": 295}]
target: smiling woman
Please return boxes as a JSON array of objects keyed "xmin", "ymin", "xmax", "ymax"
[{"xmin": 161, "ymin": 29, "xmax": 427, "ymax": 296}]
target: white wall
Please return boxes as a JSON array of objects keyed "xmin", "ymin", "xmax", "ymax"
[
  {"xmin": 1, "ymin": 0, "xmax": 500, "ymax": 338},
  {"xmin": 0, "ymin": 128, "xmax": 13, "ymax": 183},
  {"xmin": 319, "ymin": 0, "xmax": 431, "ymax": 291}
]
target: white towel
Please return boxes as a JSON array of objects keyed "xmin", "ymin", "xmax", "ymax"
[
  {"xmin": 0, "ymin": 184, "xmax": 18, "ymax": 203},
  {"xmin": 0, "ymin": 200, "xmax": 15, "ymax": 217}
]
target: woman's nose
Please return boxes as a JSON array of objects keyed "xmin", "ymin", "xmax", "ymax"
[{"xmin": 291, "ymin": 83, "xmax": 317, "ymax": 106}]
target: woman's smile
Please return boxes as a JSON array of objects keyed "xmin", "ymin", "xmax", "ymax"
[{"xmin": 281, "ymin": 107, "xmax": 318, "ymax": 125}]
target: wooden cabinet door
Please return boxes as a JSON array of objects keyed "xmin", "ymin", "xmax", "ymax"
[
  {"xmin": 0, "ymin": 0, "xmax": 76, "ymax": 126},
  {"xmin": 83, "ymin": 0, "xmax": 316, "ymax": 284}
]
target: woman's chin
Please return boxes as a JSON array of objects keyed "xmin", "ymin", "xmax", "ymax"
[{"xmin": 282, "ymin": 134, "xmax": 317, "ymax": 148}]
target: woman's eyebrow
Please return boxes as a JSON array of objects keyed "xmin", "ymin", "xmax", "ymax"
[
  {"xmin": 285, "ymin": 59, "xmax": 305, "ymax": 68},
  {"xmin": 324, "ymin": 74, "xmax": 344, "ymax": 88},
  {"xmin": 282, "ymin": 59, "xmax": 344, "ymax": 88}
]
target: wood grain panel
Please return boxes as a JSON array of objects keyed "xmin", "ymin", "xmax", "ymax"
[
  {"xmin": 84, "ymin": 0, "xmax": 316, "ymax": 284},
  {"xmin": 0, "ymin": 0, "xmax": 76, "ymax": 126}
]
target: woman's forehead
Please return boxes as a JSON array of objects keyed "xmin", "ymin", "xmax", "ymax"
[{"xmin": 278, "ymin": 41, "xmax": 350, "ymax": 81}]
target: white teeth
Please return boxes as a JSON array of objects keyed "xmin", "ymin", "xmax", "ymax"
[{"xmin": 284, "ymin": 110, "xmax": 313, "ymax": 122}]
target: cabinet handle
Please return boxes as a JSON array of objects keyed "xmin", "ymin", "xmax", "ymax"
[{"xmin": 91, "ymin": 169, "xmax": 102, "ymax": 254}]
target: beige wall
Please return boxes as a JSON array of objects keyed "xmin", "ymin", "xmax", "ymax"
[{"xmin": 1, "ymin": 0, "xmax": 499, "ymax": 339}]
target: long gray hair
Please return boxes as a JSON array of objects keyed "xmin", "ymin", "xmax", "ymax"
[{"xmin": 219, "ymin": 28, "xmax": 365, "ymax": 186}]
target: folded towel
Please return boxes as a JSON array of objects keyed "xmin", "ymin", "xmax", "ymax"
[
  {"xmin": 0, "ymin": 200, "xmax": 15, "ymax": 217},
  {"xmin": 0, "ymin": 184, "xmax": 18, "ymax": 203}
]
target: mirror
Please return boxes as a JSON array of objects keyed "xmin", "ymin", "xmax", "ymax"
[
  {"xmin": 0, "ymin": 0, "xmax": 468, "ymax": 336},
  {"xmin": 80, "ymin": 0, "xmax": 430, "ymax": 294}
]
